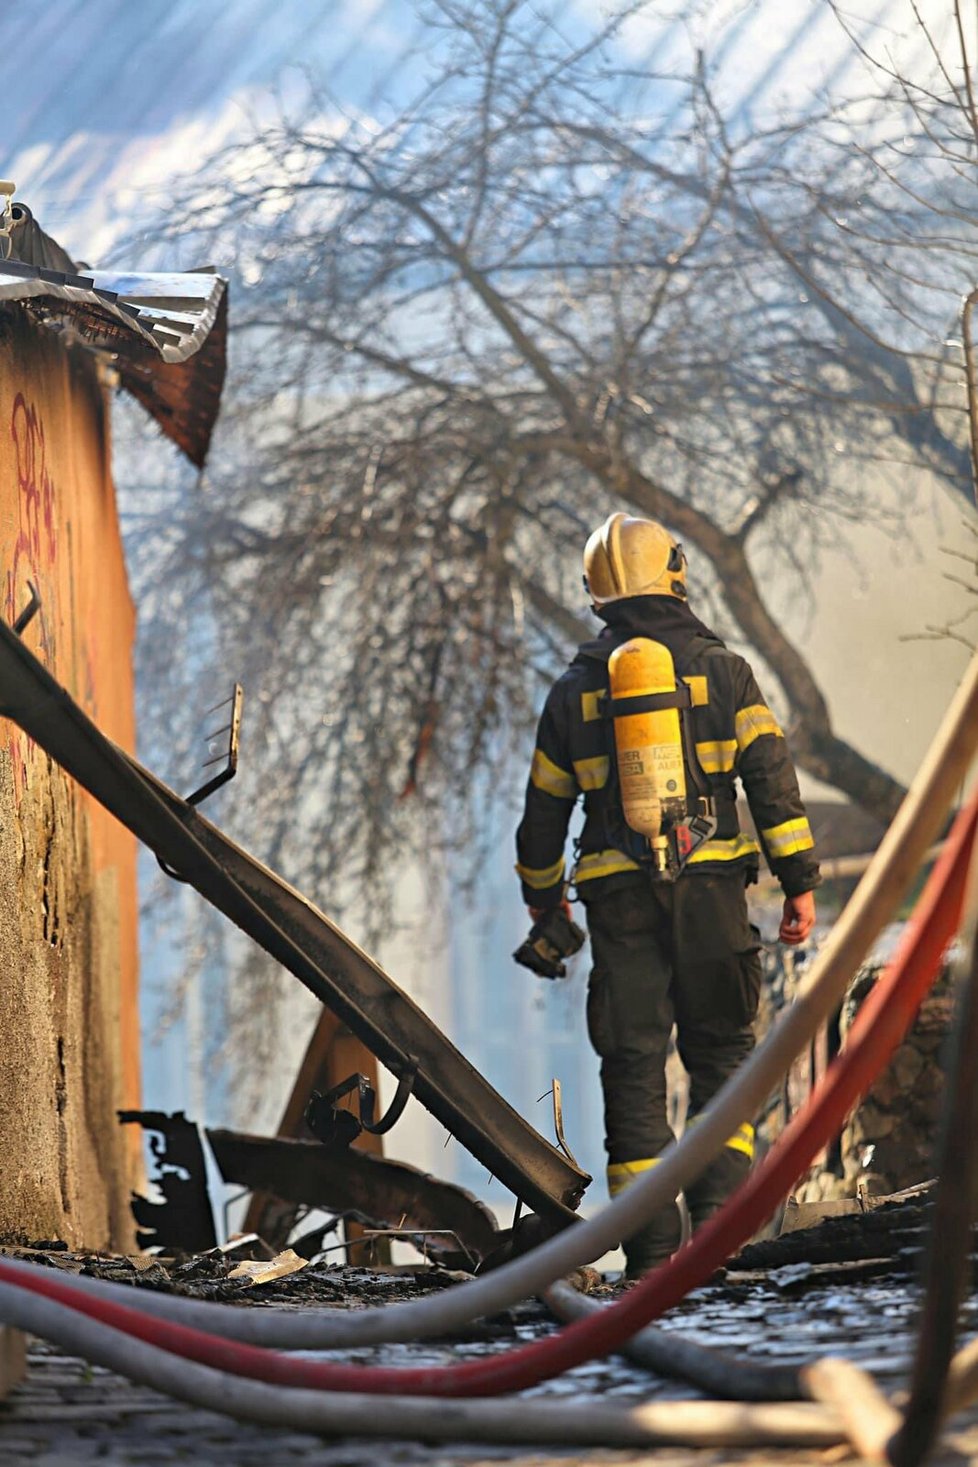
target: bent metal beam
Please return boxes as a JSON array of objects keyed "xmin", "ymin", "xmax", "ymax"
[{"xmin": 0, "ymin": 615, "xmax": 589, "ymax": 1223}]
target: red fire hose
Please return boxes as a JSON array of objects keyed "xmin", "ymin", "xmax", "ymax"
[{"xmin": 0, "ymin": 791, "xmax": 971, "ymax": 1397}]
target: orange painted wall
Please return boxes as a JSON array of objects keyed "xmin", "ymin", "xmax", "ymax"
[{"xmin": 0, "ymin": 304, "xmax": 140, "ymax": 1248}]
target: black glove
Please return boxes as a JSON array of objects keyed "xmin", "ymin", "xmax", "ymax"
[{"xmin": 513, "ymin": 906, "xmax": 586, "ymax": 979}]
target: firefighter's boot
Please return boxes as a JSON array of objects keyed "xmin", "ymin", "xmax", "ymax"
[{"xmin": 621, "ymin": 1201, "xmax": 683, "ymax": 1280}]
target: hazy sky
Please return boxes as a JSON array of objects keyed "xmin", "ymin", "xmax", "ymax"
[{"xmin": 4, "ymin": 0, "xmax": 948, "ymax": 260}]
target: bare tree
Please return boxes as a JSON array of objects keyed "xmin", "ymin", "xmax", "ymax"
[
  {"xmin": 122, "ymin": 0, "xmax": 978, "ymax": 963},
  {"xmin": 820, "ymin": 0, "xmax": 978, "ymax": 657}
]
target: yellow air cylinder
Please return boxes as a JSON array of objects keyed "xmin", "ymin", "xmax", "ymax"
[{"xmin": 608, "ymin": 638, "xmax": 687, "ymax": 865}]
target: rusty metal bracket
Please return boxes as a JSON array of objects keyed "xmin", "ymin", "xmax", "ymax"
[
  {"xmin": 157, "ymin": 682, "xmax": 243, "ymax": 882},
  {"xmin": 306, "ymin": 1060, "xmax": 418, "ymax": 1150},
  {"xmin": 0, "ymin": 621, "xmax": 590, "ymax": 1222},
  {"xmin": 11, "ymin": 581, "xmax": 40, "ymax": 635},
  {"xmin": 188, "ymin": 683, "xmax": 243, "ymax": 807},
  {"xmin": 551, "ymin": 1076, "xmax": 582, "ymax": 1172}
]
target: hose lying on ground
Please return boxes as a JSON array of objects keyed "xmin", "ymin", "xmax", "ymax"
[
  {"xmin": 542, "ymin": 1280, "xmax": 806, "ymax": 1401},
  {"xmin": 886, "ymin": 820, "xmax": 978, "ymax": 1467},
  {"xmin": 0, "ymin": 1280, "xmax": 847, "ymax": 1449},
  {"xmin": 2, "ymin": 768, "xmax": 974, "ymax": 1389},
  {"xmin": 0, "ymin": 758, "xmax": 975, "ymax": 1406},
  {"xmin": 6, "ymin": 640, "xmax": 977, "ymax": 1374}
]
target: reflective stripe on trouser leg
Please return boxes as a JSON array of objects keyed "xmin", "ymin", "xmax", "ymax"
[
  {"xmin": 606, "ymin": 1156, "xmax": 682, "ymax": 1274},
  {"xmin": 583, "ymin": 884, "xmax": 683, "ymax": 1274},
  {"xmin": 683, "ymin": 1117, "xmax": 755, "ymax": 1160},
  {"xmin": 683, "ymin": 1115, "xmax": 754, "ymax": 1230},
  {"xmin": 607, "ymin": 1157, "xmax": 664, "ymax": 1196},
  {"xmin": 666, "ymin": 873, "xmax": 761, "ymax": 1230}
]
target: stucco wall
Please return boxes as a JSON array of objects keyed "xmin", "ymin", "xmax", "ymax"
[{"xmin": 0, "ymin": 305, "xmax": 140, "ymax": 1249}]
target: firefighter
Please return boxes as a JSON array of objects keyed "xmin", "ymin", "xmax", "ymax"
[{"xmin": 515, "ymin": 513, "xmax": 819, "ymax": 1278}]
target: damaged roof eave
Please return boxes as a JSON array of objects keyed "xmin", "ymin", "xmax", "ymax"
[
  {"xmin": 0, "ymin": 260, "xmax": 226, "ymax": 365},
  {"xmin": 1, "ymin": 207, "xmax": 228, "ymax": 469}
]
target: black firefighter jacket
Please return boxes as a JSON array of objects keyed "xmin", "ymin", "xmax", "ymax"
[{"xmin": 516, "ymin": 598, "xmax": 820, "ymax": 908}]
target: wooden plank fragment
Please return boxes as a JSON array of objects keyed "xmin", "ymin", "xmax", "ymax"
[{"xmin": 0, "ymin": 1326, "xmax": 26, "ymax": 1399}]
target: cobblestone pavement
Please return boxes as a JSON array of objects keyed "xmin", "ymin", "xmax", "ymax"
[{"xmin": 4, "ymin": 1266, "xmax": 978, "ymax": 1465}]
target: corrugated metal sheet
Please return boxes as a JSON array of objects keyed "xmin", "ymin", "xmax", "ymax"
[{"xmin": 2, "ymin": 208, "xmax": 226, "ymax": 467}]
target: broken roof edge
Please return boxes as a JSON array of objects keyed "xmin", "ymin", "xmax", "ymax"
[{"xmin": 2, "ymin": 202, "xmax": 228, "ymax": 469}]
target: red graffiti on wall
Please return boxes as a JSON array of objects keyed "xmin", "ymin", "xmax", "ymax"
[{"xmin": 4, "ymin": 393, "xmax": 58, "ymax": 800}]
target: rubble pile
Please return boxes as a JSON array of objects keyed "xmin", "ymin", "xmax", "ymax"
[
  {"xmin": 793, "ymin": 962, "xmax": 954, "ymax": 1205},
  {"xmin": 840, "ymin": 966, "xmax": 954, "ymax": 1196}
]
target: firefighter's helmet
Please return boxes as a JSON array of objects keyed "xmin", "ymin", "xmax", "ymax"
[{"xmin": 583, "ymin": 513, "xmax": 687, "ymax": 605}]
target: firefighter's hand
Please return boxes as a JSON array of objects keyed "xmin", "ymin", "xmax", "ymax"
[
  {"xmin": 779, "ymin": 891, "xmax": 816, "ymax": 946},
  {"xmin": 528, "ymin": 898, "xmax": 573, "ymax": 923}
]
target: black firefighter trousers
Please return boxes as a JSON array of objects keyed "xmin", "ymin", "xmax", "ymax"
[{"xmin": 583, "ymin": 871, "xmax": 763, "ymax": 1270}]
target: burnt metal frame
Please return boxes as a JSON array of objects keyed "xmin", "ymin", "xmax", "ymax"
[
  {"xmin": 0, "ymin": 614, "xmax": 589, "ymax": 1222},
  {"xmin": 309, "ymin": 1061, "xmax": 419, "ymax": 1142},
  {"xmin": 118, "ymin": 1109, "xmax": 218, "ymax": 1254},
  {"xmin": 157, "ymin": 681, "xmax": 243, "ymax": 881},
  {"xmin": 208, "ymin": 1129, "xmax": 500, "ymax": 1269},
  {"xmin": 187, "ymin": 683, "xmax": 243, "ymax": 807}
]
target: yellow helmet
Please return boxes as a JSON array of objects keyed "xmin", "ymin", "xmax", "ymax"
[{"xmin": 583, "ymin": 513, "xmax": 687, "ymax": 605}]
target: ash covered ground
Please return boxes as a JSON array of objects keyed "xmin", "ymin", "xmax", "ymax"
[{"xmin": 5, "ymin": 1222, "xmax": 978, "ymax": 1467}]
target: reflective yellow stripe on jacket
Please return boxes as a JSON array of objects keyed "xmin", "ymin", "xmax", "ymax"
[
  {"xmin": 761, "ymin": 816, "xmax": 815, "ymax": 858},
  {"xmin": 530, "ymin": 747, "xmax": 576, "ymax": 800},
  {"xmin": 683, "ymin": 675, "xmax": 709, "ymax": 707},
  {"xmin": 685, "ymin": 832, "xmax": 760, "ymax": 866},
  {"xmin": 576, "ymin": 833, "xmax": 759, "ymax": 881},
  {"xmin": 573, "ymin": 756, "xmax": 609, "ymax": 790},
  {"xmin": 695, "ymin": 739, "xmax": 737, "ymax": 774},
  {"xmin": 574, "ymin": 848, "xmax": 641, "ymax": 883},
  {"xmin": 735, "ymin": 703, "xmax": 783, "ymax": 753},
  {"xmin": 514, "ymin": 855, "xmax": 566, "ymax": 890}
]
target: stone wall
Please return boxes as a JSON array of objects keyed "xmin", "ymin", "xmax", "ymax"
[{"xmin": 0, "ymin": 305, "xmax": 140, "ymax": 1249}]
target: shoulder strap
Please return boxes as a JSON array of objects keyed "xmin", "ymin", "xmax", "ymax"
[
  {"xmin": 676, "ymin": 632, "xmax": 727, "ymax": 671},
  {"xmin": 573, "ymin": 632, "xmax": 628, "ymax": 667}
]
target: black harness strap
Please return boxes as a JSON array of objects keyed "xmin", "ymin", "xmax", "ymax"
[{"xmin": 602, "ymin": 684, "xmax": 693, "ymax": 718}]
